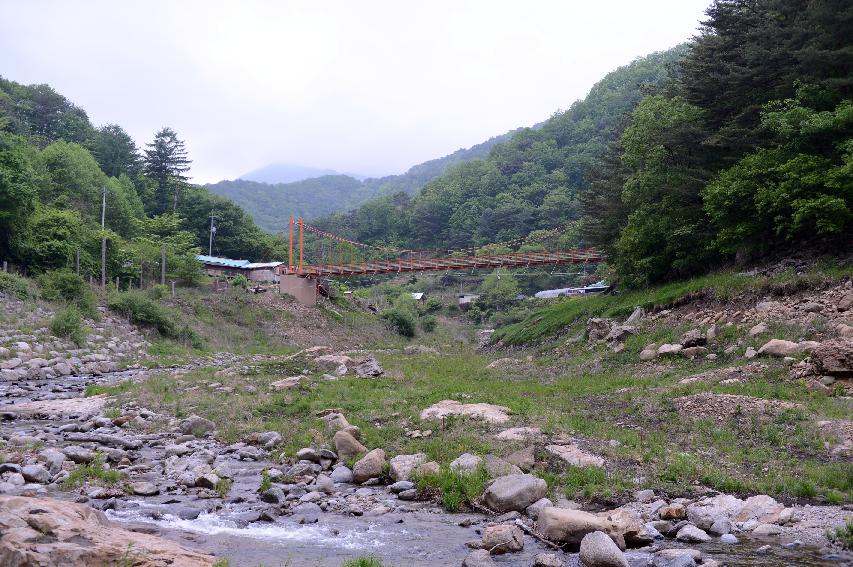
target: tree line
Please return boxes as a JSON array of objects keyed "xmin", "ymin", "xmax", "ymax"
[
  {"xmin": 0, "ymin": 77, "xmax": 289, "ymax": 284},
  {"xmin": 315, "ymin": 0, "xmax": 852, "ymax": 287}
]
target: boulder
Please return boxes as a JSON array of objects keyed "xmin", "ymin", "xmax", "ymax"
[
  {"xmin": 255, "ymin": 431, "xmax": 282, "ymax": 448},
  {"xmin": 420, "ymin": 400, "xmax": 511, "ymax": 424},
  {"xmin": 525, "ymin": 498, "xmax": 553, "ymax": 520},
  {"xmin": 749, "ymin": 323, "xmax": 769, "ymax": 337},
  {"xmin": 681, "ymin": 347, "xmax": 708, "ymax": 359},
  {"xmin": 675, "ymin": 525, "xmax": 711, "ymax": 543},
  {"xmin": 450, "ymin": 453, "xmax": 483, "ymax": 473},
  {"xmin": 481, "ymin": 524, "xmax": 524, "ymax": 554},
  {"xmin": 322, "ymin": 412, "xmax": 350, "ymax": 433},
  {"xmin": 599, "ymin": 508, "xmax": 653, "ymax": 547},
  {"xmin": 354, "ymin": 356, "xmax": 383, "ymax": 377},
  {"xmin": 587, "ymin": 318, "xmax": 614, "ymax": 342},
  {"xmin": 536, "ymin": 507, "xmax": 615, "ymax": 548},
  {"xmin": 680, "ymin": 329, "xmax": 706, "ymax": 348},
  {"xmin": 505, "ymin": 446, "xmax": 535, "ymax": 472},
  {"xmin": 270, "ymin": 376, "xmax": 301, "ymax": 391},
  {"xmin": 314, "ymin": 354, "xmax": 355, "ymax": 370},
  {"xmin": 579, "ymin": 530, "xmax": 629, "ymax": 567},
  {"xmin": 352, "ymin": 449, "xmax": 385, "ymax": 484},
  {"xmin": 178, "ymin": 415, "xmax": 215, "ymax": 437},
  {"xmin": 533, "ymin": 553, "xmax": 566, "ymax": 567},
  {"xmin": 657, "ymin": 344, "xmax": 683, "ymax": 356},
  {"xmin": 639, "ymin": 347, "xmax": 658, "ymax": 361},
  {"xmin": 545, "ymin": 444, "xmax": 604, "ymax": 468},
  {"xmin": 0, "ymin": 495, "xmax": 213, "ymax": 566},
  {"xmin": 758, "ymin": 339, "xmax": 801, "ymax": 357},
  {"xmin": 130, "ymin": 482, "xmax": 159, "ymax": 496},
  {"xmin": 330, "ymin": 465, "xmax": 353, "ymax": 483},
  {"xmin": 333, "ymin": 430, "xmax": 367, "ymax": 458},
  {"xmin": 483, "ymin": 455, "xmax": 521, "ymax": 478},
  {"xmin": 389, "ymin": 453, "xmax": 427, "ymax": 481},
  {"xmin": 21, "ymin": 464, "xmax": 50, "ymax": 484},
  {"xmin": 462, "ymin": 549, "xmax": 496, "ymax": 567},
  {"xmin": 62, "ymin": 445, "xmax": 95, "ymax": 464},
  {"xmin": 482, "ymin": 474, "xmax": 547, "ymax": 513},
  {"xmin": 810, "ymin": 339, "xmax": 853, "ymax": 377},
  {"xmin": 659, "ymin": 503, "xmax": 686, "ymax": 520}
]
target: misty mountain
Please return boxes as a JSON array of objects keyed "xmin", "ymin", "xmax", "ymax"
[
  {"xmin": 209, "ymin": 130, "xmax": 518, "ymax": 233},
  {"xmin": 239, "ymin": 163, "xmax": 358, "ymax": 184}
]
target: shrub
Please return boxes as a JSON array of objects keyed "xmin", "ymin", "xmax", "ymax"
[
  {"xmin": 342, "ymin": 556, "xmax": 385, "ymax": 567},
  {"xmin": 38, "ymin": 270, "xmax": 96, "ymax": 318},
  {"xmin": 108, "ymin": 291, "xmax": 178, "ymax": 336},
  {"xmin": 420, "ymin": 315, "xmax": 437, "ymax": 332},
  {"xmin": 382, "ymin": 308, "xmax": 416, "ymax": 337},
  {"xmin": 146, "ymin": 284, "xmax": 170, "ymax": 300},
  {"xmin": 0, "ymin": 272, "xmax": 32, "ymax": 299},
  {"xmin": 231, "ymin": 274, "xmax": 248, "ymax": 289},
  {"xmin": 413, "ymin": 466, "xmax": 489, "ymax": 512},
  {"xmin": 49, "ymin": 305, "xmax": 86, "ymax": 346}
]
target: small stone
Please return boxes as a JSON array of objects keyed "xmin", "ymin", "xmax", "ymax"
[
  {"xmin": 330, "ymin": 466, "xmax": 353, "ymax": 484},
  {"xmin": 720, "ymin": 533, "xmax": 738, "ymax": 544},
  {"xmin": 21, "ymin": 464, "xmax": 51, "ymax": 484},
  {"xmin": 676, "ymin": 524, "xmax": 711, "ymax": 543},
  {"xmin": 751, "ymin": 523, "xmax": 782, "ymax": 536},
  {"xmin": 755, "ymin": 544, "xmax": 772, "ymax": 555},
  {"xmin": 533, "ymin": 553, "xmax": 566, "ymax": 567},
  {"xmin": 462, "ymin": 549, "xmax": 495, "ymax": 567},
  {"xmin": 130, "ymin": 481, "xmax": 159, "ymax": 496},
  {"xmin": 179, "ymin": 415, "xmax": 215, "ymax": 437},
  {"xmin": 450, "ymin": 453, "xmax": 483, "ymax": 473}
]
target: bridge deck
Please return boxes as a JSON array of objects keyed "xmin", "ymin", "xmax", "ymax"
[{"xmin": 280, "ymin": 249, "xmax": 602, "ymax": 277}]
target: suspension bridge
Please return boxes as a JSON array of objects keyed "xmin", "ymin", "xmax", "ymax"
[{"xmin": 277, "ymin": 216, "xmax": 603, "ymax": 280}]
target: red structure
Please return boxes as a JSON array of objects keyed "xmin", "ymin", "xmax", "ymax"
[{"xmin": 279, "ymin": 218, "xmax": 603, "ymax": 278}]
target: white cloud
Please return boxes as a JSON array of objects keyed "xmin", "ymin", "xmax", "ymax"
[{"xmin": 1, "ymin": 0, "xmax": 708, "ymax": 182}]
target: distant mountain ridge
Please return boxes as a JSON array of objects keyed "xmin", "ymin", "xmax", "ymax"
[
  {"xmin": 240, "ymin": 163, "xmax": 366, "ymax": 184},
  {"xmin": 208, "ymin": 129, "xmax": 519, "ymax": 233}
]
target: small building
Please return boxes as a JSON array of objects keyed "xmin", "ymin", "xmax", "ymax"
[
  {"xmin": 410, "ymin": 292, "xmax": 425, "ymax": 304},
  {"xmin": 534, "ymin": 280, "xmax": 611, "ymax": 299},
  {"xmin": 196, "ymin": 255, "xmax": 251, "ymax": 278},
  {"xmin": 458, "ymin": 293, "xmax": 480, "ymax": 309},
  {"xmin": 243, "ymin": 262, "xmax": 284, "ymax": 283}
]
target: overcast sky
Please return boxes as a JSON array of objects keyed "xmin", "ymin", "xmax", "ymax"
[{"xmin": 2, "ymin": 1, "xmax": 709, "ymax": 183}]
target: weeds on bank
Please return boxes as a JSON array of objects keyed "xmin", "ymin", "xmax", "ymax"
[
  {"xmin": 827, "ymin": 519, "xmax": 853, "ymax": 549},
  {"xmin": 85, "ymin": 381, "xmax": 133, "ymax": 397},
  {"xmin": 62, "ymin": 454, "xmax": 122, "ymax": 489},
  {"xmin": 413, "ymin": 466, "xmax": 489, "ymax": 512},
  {"xmin": 342, "ymin": 556, "xmax": 385, "ymax": 567}
]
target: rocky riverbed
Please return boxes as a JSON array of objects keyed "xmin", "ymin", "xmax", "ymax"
[{"xmin": 1, "ymin": 364, "xmax": 851, "ymax": 567}]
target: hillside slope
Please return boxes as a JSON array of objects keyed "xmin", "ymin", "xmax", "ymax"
[{"xmin": 207, "ymin": 130, "xmax": 517, "ymax": 232}]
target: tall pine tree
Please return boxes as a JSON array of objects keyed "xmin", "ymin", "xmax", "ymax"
[{"xmin": 143, "ymin": 127, "xmax": 191, "ymax": 214}]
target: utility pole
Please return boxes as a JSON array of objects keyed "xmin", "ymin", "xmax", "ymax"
[
  {"xmin": 208, "ymin": 210, "xmax": 216, "ymax": 256},
  {"xmin": 100, "ymin": 186, "xmax": 106, "ymax": 287}
]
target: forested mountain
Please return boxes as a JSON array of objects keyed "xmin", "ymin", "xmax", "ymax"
[
  {"xmin": 313, "ymin": 45, "xmax": 687, "ymax": 249},
  {"xmin": 315, "ymin": 0, "xmax": 852, "ymax": 287},
  {"xmin": 208, "ymin": 130, "xmax": 517, "ymax": 232},
  {"xmin": 0, "ymin": 76, "xmax": 288, "ymax": 282}
]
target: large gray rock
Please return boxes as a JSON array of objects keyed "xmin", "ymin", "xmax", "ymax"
[
  {"xmin": 482, "ymin": 474, "xmax": 547, "ymax": 513},
  {"xmin": 450, "ymin": 453, "xmax": 483, "ymax": 473},
  {"xmin": 483, "ymin": 455, "xmax": 522, "ymax": 478},
  {"xmin": 62, "ymin": 445, "xmax": 95, "ymax": 464},
  {"xmin": 255, "ymin": 431, "xmax": 282, "ymax": 448},
  {"xmin": 505, "ymin": 446, "xmax": 535, "ymax": 472},
  {"xmin": 179, "ymin": 415, "xmax": 215, "ymax": 437},
  {"xmin": 579, "ymin": 530, "xmax": 629, "ymax": 567},
  {"xmin": 330, "ymin": 465, "xmax": 353, "ymax": 483},
  {"xmin": 675, "ymin": 524, "xmax": 711, "ymax": 543},
  {"xmin": 38, "ymin": 449, "xmax": 66, "ymax": 474},
  {"xmin": 333, "ymin": 430, "xmax": 367, "ymax": 458},
  {"xmin": 481, "ymin": 524, "xmax": 523, "ymax": 554},
  {"xmin": 537, "ymin": 507, "xmax": 613, "ymax": 547},
  {"xmin": 21, "ymin": 464, "xmax": 50, "ymax": 484},
  {"xmin": 462, "ymin": 549, "xmax": 495, "ymax": 567},
  {"xmin": 758, "ymin": 339, "xmax": 801, "ymax": 357},
  {"xmin": 354, "ymin": 356, "xmax": 383, "ymax": 377},
  {"xmin": 352, "ymin": 449, "xmax": 385, "ymax": 484},
  {"xmin": 389, "ymin": 453, "xmax": 427, "ymax": 481}
]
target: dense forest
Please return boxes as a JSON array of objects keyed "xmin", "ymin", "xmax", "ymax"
[
  {"xmin": 314, "ymin": 0, "xmax": 852, "ymax": 286},
  {"xmin": 0, "ymin": 77, "xmax": 288, "ymax": 282},
  {"xmin": 208, "ymin": 130, "xmax": 517, "ymax": 233}
]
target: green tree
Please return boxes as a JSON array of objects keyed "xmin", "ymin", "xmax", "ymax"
[
  {"xmin": 90, "ymin": 124, "xmax": 141, "ymax": 178},
  {"xmin": 0, "ymin": 132, "xmax": 39, "ymax": 261},
  {"xmin": 704, "ymin": 97, "xmax": 853, "ymax": 254},
  {"xmin": 144, "ymin": 127, "xmax": 191, "ymax": 214},
  {"xmin": 614, "ymin": 96, "xmax": 717, "ymax": 287},
  {"xmin": 476, "ymin": 272, "xmax": 520, "ymax": 311}
]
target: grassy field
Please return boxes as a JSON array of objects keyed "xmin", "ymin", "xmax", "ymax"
[{"xmin": 110, "ymin": 333, "xmax": 852, "ymax": 506}]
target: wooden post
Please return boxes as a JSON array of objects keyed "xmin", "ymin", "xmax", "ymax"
[
  {"xmin": 171, "ymin": 280, "xmax": 176, "ymax": 298},
  {"xmin": 288, "ymin": 216, "xmax": 294, "ymax": 271},
  {"xmin": 160, "ymin": 245, "xmax": 166, "ymax": 285},
  {"xmin": 298, "ymin": 217, "xmax": 304, "ymax": 273}
]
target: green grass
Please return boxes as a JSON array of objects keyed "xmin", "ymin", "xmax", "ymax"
[
  {"xmin": 62, "ymin": 454, "xmax": 123, "ymax": 489},
  {"xmin": 827, "ymin": 519, "xmax": 853, "ymax": 550},
  {"xmin": 342, "ymin": 556, "xmax": 385, "ymax": 567},
  {"xmin": 494, "ymin": 265, "xmax": 853, "ymax": 345},
  {"xmin": 84, "ymin": 381, "xmax": 133, "ymax": 397},
  {"xmin": 413, "ymin": 466, "xmax": 489, "ymax": 512}
]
